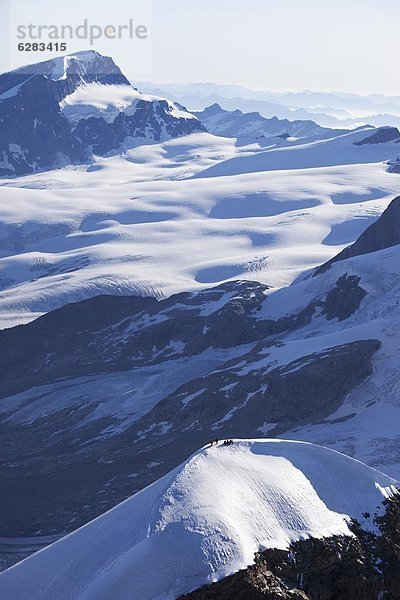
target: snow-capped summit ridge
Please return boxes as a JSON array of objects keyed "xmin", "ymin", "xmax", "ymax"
[
  {"xmin": 1, "ymin": 50, "xmax": 128, "ymax": 89},
  {"xmin": 45, "ymin": 51, "xmax": 103, "ymax": 81},
  {"xmin": 0, "ymin": 439, "xmax": 396, "ymax": 600},
  {"xmin": 66, "ymin": 49, "xmax": 99, "ymax": 61}
]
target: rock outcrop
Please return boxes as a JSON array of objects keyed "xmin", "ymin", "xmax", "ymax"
[
  {"xmin": 315, "ymin": 196, "xmax": 400, "ymax": 275},
  {"xmin": 354, "ymin": 126, "xmax": 400, "ymax": 146}
]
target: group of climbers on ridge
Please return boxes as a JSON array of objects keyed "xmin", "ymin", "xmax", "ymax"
[{"xmin": 209, "ymin": 438, "xmax": 234, "ymax": 447}]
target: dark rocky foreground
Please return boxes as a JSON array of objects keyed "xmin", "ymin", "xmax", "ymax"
[{"xmin": 179, "ymin": 492, "xmax": 400, "ymax": 600}]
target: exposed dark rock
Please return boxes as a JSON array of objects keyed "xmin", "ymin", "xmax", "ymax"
[
  {"xmin": 0, "ymin": 281, "xmax": 270, "ymax": 399},
  {"xmin": 151, "ymin": 339, "xmax": 379, "ymax": 437},
  {"xmin": 178, "ymin": 553, "xmax": 308, "ymax": 599},
  {"xmin": 322, "ymin": 274, "xmax": 367, "ymax": 320},
  {"xmin": 354, "ymin": 126, "xmax": 400, "ymax": 146},
  {"xmin": 315, "ymin": 196, "xmax": 400, "ymax": 275},
  {"xmin": 387, "ymin": 158, "xmax": 400, "ymax": 174},
  {"xmin": 254, "ymin": 339, "xmax": 379, "ymax": 432},
  {"xmin": 0, "ymin": 272, "xmax": 369, "ymax": 402},
  {"xmin": 373, "ymin": 493, "xmax": 400, "ymax": 598},
  {"xmin": 178, "ymin": 537, "xmax": 381, "ymax": 600}
]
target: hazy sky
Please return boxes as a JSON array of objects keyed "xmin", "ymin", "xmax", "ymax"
[
  {"xmin": 2, "ymin": 0, "xmax": 400, "ymax": 95},
  {"xmin": 150, "ymin": 0, "xmax": 400, "ymax": 95}
]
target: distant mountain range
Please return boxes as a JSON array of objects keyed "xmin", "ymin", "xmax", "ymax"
[
  {"xmin": 138, "ymin": 81, "xmax": 400, "ymax": 129},
  {"xmin": 194, "ymin": 103, "xmax": 346, "ymax": 142}
]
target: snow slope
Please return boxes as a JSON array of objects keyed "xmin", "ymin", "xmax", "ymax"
[
  {"xmin": 195, "ymin": 128, "xmax": 400, "ymax": 178},
  {"xmin": 253, "ymin": 242, "xmax": 400, "ymax": 478},
  {"xmin": 1, "ymin": 130, "xmax": 400, "ymax": 328},
  {"xmin": 0, "ymin": 439, "xmax": 396, "ymax": 600}
]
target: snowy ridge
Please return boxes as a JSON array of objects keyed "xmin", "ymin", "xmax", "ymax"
[
  {"xmin": 0, "ymin": 439, "xmax": 396, "ymax": 600},
  {"xmin": 138, "ymin": 81, "xmax": 400, "ymax": 129}
]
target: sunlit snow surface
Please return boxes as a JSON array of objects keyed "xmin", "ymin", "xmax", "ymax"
[
  {"xmin": 1, "ymin": 129, "xmax": 400, "ymax": 329},
  {"xmin": 0, "ymin": 439, "xmax": 396, "ymax": 600}
]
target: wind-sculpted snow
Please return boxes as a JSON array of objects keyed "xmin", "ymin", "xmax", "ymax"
[
  {"xmin": 1, "ymin": 130, "xmax": 400, "ymax": 328},
  {"xmin": 195, "ymin": 128, "xmax": 400, "ymax": 178},
  {"xmin": 0, "ymin": 440, "xmax": 396, "ymax": 600}
]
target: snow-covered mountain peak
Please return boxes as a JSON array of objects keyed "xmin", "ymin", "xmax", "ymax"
[
  {"xmin": 64, "ymin": 49, "xmax": 100, "ymax": 62},
  {"xmin": 0, "ymin": 52, "xmax": 204, "ymax": 176},
  {"xmin": 0, "ymin": 50, "xmax": 129, "ymax": 96},
  {"xmin": 44, "ymin": 51, "xmax": 116, "ymax": 82},
  {"xmin": 0, "ymin": 439, "xmax": 396, "ymax": 599}
]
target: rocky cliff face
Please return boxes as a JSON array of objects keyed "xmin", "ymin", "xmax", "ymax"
[
  {"xmin": 315, "ymin": 196, "xmax": 400, "ymax": 275},
  {"xmin": 0, "ymin": 51, "xmax": 204, "ymax": 176}
]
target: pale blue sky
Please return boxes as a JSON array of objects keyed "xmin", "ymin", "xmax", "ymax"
[
  {"xmin": 150, "ymin": 0, "xmax": 400, "ymax": 94},
  {"xmin": 2, "ymin": 0, "xmax": 399, "ymax": 95}
]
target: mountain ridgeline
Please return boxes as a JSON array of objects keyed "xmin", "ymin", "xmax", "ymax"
[{"xmin": 194, "ymin": 103, "xmax": 342, "ymax": 141}]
